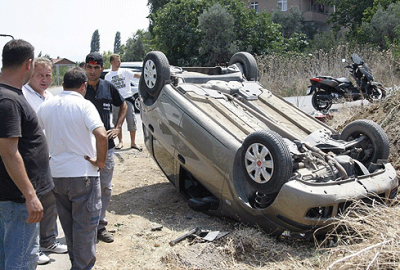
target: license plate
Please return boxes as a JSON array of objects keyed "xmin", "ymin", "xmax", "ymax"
[{"xmin": 306, "ymin": 87, "xmax": 312, "ymax": 95}]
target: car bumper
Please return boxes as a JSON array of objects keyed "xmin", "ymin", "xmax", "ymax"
[{"xmin": 266, "ymin": 162, "xmax": 398, "ymax": 232}]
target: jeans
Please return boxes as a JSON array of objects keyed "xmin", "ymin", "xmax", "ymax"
[
  {"xmin": 39, "ymin": 191, "xmax": 58, "ymax": 247},
  {"xmin": 98, "ymin": 148, "xmax": 114, "ymax": 231},
  {"xmin": 0, "ymin": 201, "xmax": 40, "ymax": 270}
]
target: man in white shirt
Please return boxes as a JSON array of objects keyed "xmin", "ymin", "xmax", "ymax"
[
  {"xmin": 105, "ymin": 54, "xmax": 141, "ymax": 150},
  {"xmin": 22, "ymin": 57, "xmax": 67, "ymax": 265},
  {"xmin": 37, "ymin": 67, "xmax": 108, "ymax": 269},
  {"xmin": 22, "ymin": 57, "xmax": 54, "ymax": 111}
]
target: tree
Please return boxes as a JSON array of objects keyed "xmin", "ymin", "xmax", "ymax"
[
  {"xmin": 363, "ymin": 0, "xmax": 398, "ymax": 23},
  {"xmin": 150, "ymin": 0, "xmax": 285, "ymax": 65},
  {"xmin": 214, "ymin": 0, "xmax": 256, "ymax": 52},
  {"xmin": 102, "ymin": 51, "xmax": 113, "ymax": 69},
  {"xmin": 114, "ymin": 31, "xmax": 121, "ymax": 53},
  {"xmin": 152, "ymin": 0, "xmax": 208, "ymax": 65},
  {"xmin": 246, "ymin": 11, "xmax": 285, "ymax": 55},
  {"xmin": 322, "ymin": 0, "xmax": 374, "ymax": 32},
  {"xmin": 271, "ymin": 6, "xmax": 304, "ymax": 38},
  {"xmin": 90, "ymin": 30, "xmax": 100, "ymax": 53},
  {"xmin": 148, "ymin": 0, "xmax": 171, "ymax": 33},
  {"xmin": 359, "ymin": 2, "xmax": 400, "ymax": 49},
  {"xmin": 198, "ymin": 3, "xmax": 236, "ymax": 65},
  {"xmin": 122, "ymin": 30, "xmax": 151, "ymax": 61}
]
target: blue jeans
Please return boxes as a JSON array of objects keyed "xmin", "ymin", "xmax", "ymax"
[{"xmin": 0, "ymin": 201, "xmax": 40, "ymax": 270}]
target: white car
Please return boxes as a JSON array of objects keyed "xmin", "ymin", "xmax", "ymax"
[{"xmin": 101, "ymin": 61, "xmax": 142, "ymax": 112}]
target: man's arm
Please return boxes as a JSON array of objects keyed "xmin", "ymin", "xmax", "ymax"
[
  {"xmin": 107, "ymin": 101, "xmax": 127, "ymax": 140},
  {"xmin": 127, "ymin": 69, "xmax": 141, "ymax": 80},
  {"xmin": 85, "ymin": 126, "xmax": 108, "ymax": 171},
  {"xmin": 0, "ymin": 137, "xmax": 43, "ymax": 223}
]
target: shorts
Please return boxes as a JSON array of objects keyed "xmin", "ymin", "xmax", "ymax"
[{"xmin": 112, "ymin": 99, "xmax": 137, "ymax": 131}]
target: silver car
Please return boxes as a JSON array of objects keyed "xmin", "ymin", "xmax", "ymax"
[{"xmin": 138, "ymin": 51, "xmax": 398, "ymax": 236}]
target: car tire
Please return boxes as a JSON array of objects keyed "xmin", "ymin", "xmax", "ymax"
[
  {"xmin": 340, "ymin": 119, "xmax": 389, "ymax": 167},
  {"xmin": 241, "ymin": 130, "xmax": 293, "ymax": 194},
  {"xmin": 133, "ymin": 93, "xmax": 140, "ymax": 113},
  {"xmin": 141, "ymin": 51, "xmax": 170, "ymax": 97},
  {"xmin": 228, "ymin": 52, "xmax": 258, "ymax": 81}
]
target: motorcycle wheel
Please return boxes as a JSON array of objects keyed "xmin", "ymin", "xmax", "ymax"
[
  {"xmin": 368, "ymin": 85, "xmax": 386, "ymax": 102},
  {"xmin": 311, "ymin": 89, "xmax": 333, "ymax": 112}
]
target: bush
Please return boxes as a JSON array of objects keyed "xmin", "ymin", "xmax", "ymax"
[{"xmin": 257, "ymin": 44, "xmax": 400, "ymax": 97}]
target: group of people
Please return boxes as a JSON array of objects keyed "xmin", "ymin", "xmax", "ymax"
[{"xmin": 0, "ymin": 39, "xmax": 142, "ymax": 269}]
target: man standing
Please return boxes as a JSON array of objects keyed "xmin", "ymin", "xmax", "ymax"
[
  {"xmin": 22, "ymin": 57, "xmax": 54, "ymax": 110},
  {"xmin": 105, "ymin": 54, "xmax": 141, "ymax": 150},
  {"xmin": 0, "ymin": 39, "xmax": 53, "ymax": 269},
  {"xmin": 84, "ymin": 52, "xmax": 127, "ymax": 243},
  {"xmin": 37, "ymin": 67, "xmax": 108, "ymax": 269},
  {"xmin": 22, "ymin": 57, "xmax": 68, "ymax": 265}
]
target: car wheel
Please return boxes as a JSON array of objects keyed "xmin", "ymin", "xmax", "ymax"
[
  {"xmin": 340, "ymin": 120, "xmax": 389, "ymax": 167},
  {"xmin": 228, "ymin": 52, "xmax": 258, "ymax": 81},
  {"xmin": 141, "ymin": 51, "xmax": 170, "ymax": 97},
  {"xmin": 241, "ymin": 130, "xmax": 293, "ymax": 194},
  {"xmin": 133, "ymin": 93, "xmax": 140, "ymax": 113}
]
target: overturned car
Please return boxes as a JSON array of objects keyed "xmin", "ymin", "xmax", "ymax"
[{"xmin": 138, "ymin": 51, "xmax": 398, "ymax": 236}]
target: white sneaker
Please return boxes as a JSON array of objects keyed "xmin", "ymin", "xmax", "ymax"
[
  {"xmin": 41, "ymin": 241, "xmax": 68, "ymax": 254},
  {"xmin": 37, "ymin": 250, "xmax": 50, "ymax": 265}
]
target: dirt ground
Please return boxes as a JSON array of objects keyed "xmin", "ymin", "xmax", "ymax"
[{"xmin": 93, "ymin": 93, "xmax": 400, "ymax": 270}]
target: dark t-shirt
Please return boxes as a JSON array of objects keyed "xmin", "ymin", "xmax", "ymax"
[
  {"xmin": 0, "ymin": 83, "xmax": 53, "ymax": 203},
  {"xmin": 85, "ymin": 79, "xmax": 124, "ymax": 149}
]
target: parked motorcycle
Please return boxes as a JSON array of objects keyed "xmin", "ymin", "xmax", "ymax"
[{"xmin": 306, "ymin": 53, "xmax": 387, "ymax": 112}]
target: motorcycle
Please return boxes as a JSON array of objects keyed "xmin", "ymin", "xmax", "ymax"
[{"xmin": 306, "ymin": 53, "xmax": 387, "ymax": 112}]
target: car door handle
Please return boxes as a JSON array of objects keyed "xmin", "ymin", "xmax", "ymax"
[{"xmin": 177, "ymin": 154, "xmax": 185, "ymax": 164}]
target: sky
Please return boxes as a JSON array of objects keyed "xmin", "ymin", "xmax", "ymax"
[{"xmin": 0, "ymin": 0, "xmax": 150, "ymax": 68}]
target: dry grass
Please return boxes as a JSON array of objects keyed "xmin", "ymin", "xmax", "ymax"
[
  {"xmin": 257, "ymin": 45, "xmax": 400, "ymax": 97},
  {"xmin": 316, "ymin": 200, "xmax": 400, "ymax": 269},
  {"xmin": 161, "ymin": 199, "xmax": 400, "ymax": 270}
]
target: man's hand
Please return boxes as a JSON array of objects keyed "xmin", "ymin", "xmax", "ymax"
[
  {"xmin": 85, "ymin": 155, "xmax": 105, "ymax": 172},
  {"xmin": 107, "ymin": 128, "xmax": 121, "ymax": 140},
  {"xmin": 25, "ymin": 195, "xmax": 43, "ymax": 223}
]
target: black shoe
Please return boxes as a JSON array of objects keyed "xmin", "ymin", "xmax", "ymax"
[{"xmin": 97, "ymin": 228, "xmax": 114, "ymax": 243}]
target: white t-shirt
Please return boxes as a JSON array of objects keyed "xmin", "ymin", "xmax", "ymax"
[
  {"xmin": 105, "ymin": 68, "xmax": 138, "ymax": 99},
  {"xmin": 37, "ymin": 91, "xmax": 104, "ymax": 177},
  {"xmin": 22, "ymin": 84, "xmax": 54, "ymax": 112}
]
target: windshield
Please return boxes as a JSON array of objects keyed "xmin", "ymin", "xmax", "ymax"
[{"xmin": 351, "ymin": 53, "xmax": 364, "ymax": 65}]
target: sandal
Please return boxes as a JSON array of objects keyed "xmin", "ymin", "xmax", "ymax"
[{"xmin": 131, "ymin": 145, "xmax": 143, "ymax": 152}]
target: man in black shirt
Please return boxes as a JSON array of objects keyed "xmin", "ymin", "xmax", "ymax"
[
  {"xmin": 0, "ymin": 39, "xmax": 53, "ymax": 269},
  {"xmin": 84, "ymin": 52, "xmax": 127, "ymax": 243}
]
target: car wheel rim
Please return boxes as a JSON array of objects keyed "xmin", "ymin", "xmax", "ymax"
[
  {"xmin": 144, "ymin": 59, "xmax": 157, "ymax": 89},
  {"xmin": 134, "ymin": 97, "xmax": 141, "ymax": 111},
  {"xmin": 244, "ymin": 143, "xmax": 274, "ymax": 184}
]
